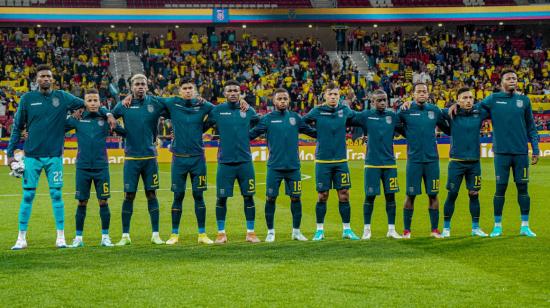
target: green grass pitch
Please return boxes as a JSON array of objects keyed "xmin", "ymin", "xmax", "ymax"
[{"xmin": 0, "ymin": 159, "xmax": 548, "ymax": 306}]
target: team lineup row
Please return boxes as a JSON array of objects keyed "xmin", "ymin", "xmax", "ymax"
[{"xmin": 7, "ymin": 65, "xmax": 540, "ymax": 249}]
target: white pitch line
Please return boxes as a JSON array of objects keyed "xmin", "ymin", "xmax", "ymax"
[{"xmin": 0, "ymin": 174, "xmax": 312, "ymax": 198}]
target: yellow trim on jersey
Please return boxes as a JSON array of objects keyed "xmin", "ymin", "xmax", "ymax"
[
  {"xmin": 315, "ymin": 159, "xmax": 348, "ymax": 164},
  {"xmin": 173, "ymin": 153, "xmax": 195, "ymax": 158},
  {"xmin": 449, "ymin": 158, "xmax": 479, "ymax": 162},
  {"xmin": 364, "ymin": 165, "xmax": 397, "ymax": 168},
  {"xmin": 124, "ymin": 156, "xmax": 156, "ymax": 160}
]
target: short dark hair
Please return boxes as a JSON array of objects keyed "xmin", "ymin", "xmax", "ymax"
[
  {"xmin": 456, "ymin": 87, "xmax": 471, "ymax": 98},
  {"xmin": 85, "ymin": 88, "xmax": 99, "ymax": 95},
  {"xmin": 273, "ymin": 88, "xmax": 289, "ymax": 97},
  {"xmin": 224, "ymin": 80, "xmax": 240, "ymax": 88},
  {"xmin": 325, "ymin": 82, "xmax": 339, "ymax": 92},
  {"xmin": 413, "ymin": 82, "xmax": 428, "ymax": 92},
  {"xmin": 500, "ymin": 68, "xmax": 517, "ymax": 80},
  {"xmin": 36, "ymin": 64, "xmax": 52, "ymax": 72},
  {"xmin": 180, "ymin": 77, "xmax": 195, "ymax": 86}
]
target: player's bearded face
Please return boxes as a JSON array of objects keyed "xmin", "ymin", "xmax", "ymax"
[
  {"xmin": 274, "ymin": 93, "xmax": 289, "ymax": 111},
  {"xmin": 325, "ymin": 89, "xmax": 339, "ymax": 107},
  {"xmin": 372, "ymin": 94, "xmax": 388, "ymax": 110},
  {"xmin": 501, "ymin": 73, "xmax": 517, "ymax": 92},
  {"xmin": 36, "ymin": 70, "xmax": 52, "ymax": 90},
  {"xmin": 458, "ymin": 91, "xmax": 474, "ymax": 110},
  {"xmin": 414, "ymin": 85, "xmax": 429, "ymax": 103},
  {"xmin": 224, "ymin": 85, "xmax": 240, "ymax": 103},
  {"xmin": 132, "ymin": 79, "xmax": 147, "ymax": 98},
  {"xmin": 84, "ymin": 94, "xmax": 101, "ymax": 112},
  {"xmin": 179, "ymin": 83, "xmax": 195, "ymax": 100}
]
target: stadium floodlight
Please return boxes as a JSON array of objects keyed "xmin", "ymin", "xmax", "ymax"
[
  {"xmin": 36, "ymin": 24, "xmax": 41, "ymax": 28},
  {"xmin": 175, "ymin": 25, "xmax": 180, "ymax": 28},
  {"xmin": 110, "ymin": 25, "xmax": 115, "ymax": 28},
  {"xmin": 438, "ymin": 23, "xmax": 443, "ymax": 27},
  {"xmin": 242, "ymin": 24, "xmax": 247, "ymax": 28},
  {"xmin": 308, "ymin": 24, "xmax": 313, "ymax": 28},
  {"xmin": 499, "ymin": 21, "xmax": 504, "ymax": 25},
  {"xmin": 373, "ymin": 24, "xmax": 378, "ymax": 28}
]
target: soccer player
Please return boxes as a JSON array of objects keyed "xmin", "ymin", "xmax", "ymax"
[
  {"xmin": 398, "ymin": 83, "xmax": 449, "ymax": 239},
  {"xmin": 112, "ymin": 74, "xmax": 168, "ymax": 245},
  {"xmin": 8, "ymin": 64, "xmax": 116, "ymax": 250},
  {"xmin": 66, "ymin": 89, "xmax": 126, "ymax": 247},
  {"xmin": 351, "ymin": 90, "xmax": 403, "ymax": 239},
  {"xmin": 249, "ymin": 88, "xmax": 316, "ymax": 242},
  {"xmin": 303, "ymin": 82, "xmax": 360, "ymax": 241},
  {"xmin": 441, "ymin": 88, "xmax": 490, "ymax": 238},
  {"xmin": 450, "ymin": 69, "xmax": 539, "ymax": 237},
  {"xmin": 205, "ymin": 80, "xmax": 260, "ymax": 244},
  {"xmin": 164, "ymin": 78, "xmax": 215, "ymax": 245}
]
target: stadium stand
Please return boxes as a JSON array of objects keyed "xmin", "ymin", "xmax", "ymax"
[
  {"xmin": 126, "ymin": 0, "xmax": 312, "ymax": 8},
  {"xmin": 0, "ymin": 0, "xmax": 101, "ymax": 7},
  {"xmin": 0, "ymin": 25, "xmax": 548, "ymax": 138}
]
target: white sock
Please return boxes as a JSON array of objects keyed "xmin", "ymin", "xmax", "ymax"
[
  {"xmin": 521, "ymin": 221, "xmax": 529, "ymax": 227},
  {"xmin": 246, "ymin": 229, "xmax": 254, "ymax": 233},
  {"xmin": 343, "ymin": 223, "xmax": 351, "ymax": 230},
  {"xmin": 152, "ymin": 232, "xmax": 159, "ymax": 237},
  {"xmin": 218, "ymin": 230, "xmax": 226, "ymax": 234},
  {"xmin": 267, "ymin": 229, "xmax": 275, "ymax": 234},
  {"xmin": 56, "ymin": 230, "xmax": 65, "ymax": 239},
  {"xmin": 388, "ymin": 224, "xmax": 395, "ymax": 231},
  {"xmin": 292, "ymin": 228, "xmax": 300, "ymax": 234},
  {"xmin": 18, "ymin": 231, "xmax": 26, "ymax": 241},
  {"xmin": 316, "ymin": 223, "xmax": 324, "ymax": 231},
  {"xmin": 122, "ymin": 233, "xmax": 130, "ymax": 238},
  {"xmin": 75, "ymin": 235, "xmax": 83, "ymax": 241},
  {"xmin": 494, "ymin": 222, "xmax": 502, "ymax": 228},
  {"xmin": 364, "ymin": 224, "xmax": 371, "ymax": 231}
]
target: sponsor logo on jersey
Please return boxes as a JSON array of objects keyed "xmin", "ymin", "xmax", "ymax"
[
  {"xmin": 147, "ymin": 105, "xmax": 154, "ymax": 113},
  {"xmin": 80, "ymin": 120, "xmax": 91, "ymax": 123},
  {"xmin": 52, "ymin": 97, "xmax": 60, "ymax": 107},
  {"xmin": 410, "ymin": 113, "xmax": 421, "ymax": 116},
  {"xmin": 220, "ymin": 112, "xmax": 232, "ymax": 115},
  {"xmin": 368, "ymin": 117, "xmax": 379, "ymax": 120},
  {"xmin": 516, "ymin": 100, "xmax": 523, "ymax": 108},
  {"xmin": 386, "ymin": 116, "xmax": 392, "ymax": 124},
  {"xmin": 496, "ymin": 101, "xmax": 507, "ymax": 104},
  {"xmin": 271, "ymin": 120, "xmax": 283, "ymax": 123},
  {"xmin": 320, "ymin": 112, "xmax": 332, "ymax": 115},
  {"xmin": 31, "ymin": 102, "xmax": 43, "ymax": 106},
  {"xmin": 289, "ymin": 117, "xmax": 296, "ymax": 126},
  {"xmin": 428, "ymin": 111, "xmax": 435, "ymax": 119}
]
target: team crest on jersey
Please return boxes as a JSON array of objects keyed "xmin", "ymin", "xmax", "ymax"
[
  {"xmin": 428, "ymin": 111, "xmax": 435, "ymax": 119},
  {"xmin": 516, "ymin": 100, "xmax": 523, "ymax": 108},
  {"xmin": 289, "ymin": 117, "xmax": 296, "ymax": 126},
  {"xmin": 52, "ymin": 97, "xmax": 60, "ymax": 107},
  {"xmin": 385, "ymin": 116, "xmax": 392, "ymax": 124},
  {"xmin": 338, "ymin": 110, "xmax": 343, "ymax": 118},
  {"xmin": 147, "ymin": 105, "xmax": 154, "ymax": 113},
  {"xmin": 239, "ymin": 111, "xmax": 247, "ymax": 118},
  {"xmin": 98, "ymin": 119, "xmax": 105, "ymax": 127}
]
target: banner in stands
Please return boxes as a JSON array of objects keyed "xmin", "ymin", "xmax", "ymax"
[{"xmin": 2, "ymin": 143, "xmax": 549, "ymax": 166}]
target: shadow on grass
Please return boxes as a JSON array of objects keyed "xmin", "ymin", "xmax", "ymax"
[{"xmin": 2, "ymin": 235, "xmax": 546, "ymax": 273}]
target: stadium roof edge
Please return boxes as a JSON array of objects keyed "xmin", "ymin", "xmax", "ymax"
[{"xmin": 0, "ymin": 6, "xmax": 549, "ymax": 24}]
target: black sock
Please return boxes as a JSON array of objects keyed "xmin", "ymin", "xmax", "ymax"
[
  {"xmin": 121, "ymin": 199, "xmax": 134, "ymax": 233},
  {"xmin": 265, "ymin": 199, "xmax": 276, "ymax": 230},
  {"xmin": 316, "ymin": 201, "xmax": 327, "ymax": 224},
  {"xmin": 75, "ymin": 205, "xmax": 87, "ymax": 236}
]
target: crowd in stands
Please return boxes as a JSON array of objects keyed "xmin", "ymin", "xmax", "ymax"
[{"xmin": 0, "ymin": 24, "xmax": 549, "ymax": 139}]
